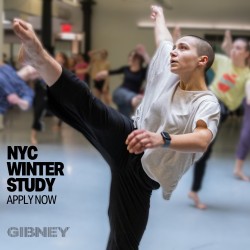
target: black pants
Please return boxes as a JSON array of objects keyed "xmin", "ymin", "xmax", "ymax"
[
  {"xmin": 191, "ymin": 101, "xmax": 229, "ymax": 192},
  {"xmin": 47, "ymin": 69, "xmax": 160, "ymax": 250},
  {"xmin": 32, "ymin": 80, "xmax": 47, "ymax": 131}
]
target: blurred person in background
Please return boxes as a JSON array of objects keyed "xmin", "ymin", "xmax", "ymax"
[
  {"xmin": 234, "ymin": 87, "xmax": 250, "ymax": 181},
  {"xmin": 0, "ymin": 63, "xmax": 36, "ymax": 130},
  {"xmin": 96, "ymin": 44, "xmax": 150, "ymax": 117},
  {"xmin": 30, "ymin": 51, "xmax": 69, "ymax": 144},
  {"xmin": 68, "ymin": 54, "xmax": 76, "ymax": 73},
  {"xmin": 230, "ymin": 36, "xmax": 250, "ymax": 181},
  {"xmin": 222, "ymin": 31, "xmax": 250, "ymax": 181},
  {"xmin": 74, "ymin": 52, "xmax": 89, "ymax": 82},
  {"xmin": 188, "ymin": 30, "xmax": 250, "ymax": 209},
  {"xmin": 53, "ymin": 52, "xmax": 70, "ymax": 128},
  {"xmin": 88, "ymin": 49, "xmax": 111, "ymax": 105}
]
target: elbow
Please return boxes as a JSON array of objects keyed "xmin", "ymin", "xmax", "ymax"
[
  {"xmin": 195, "ymin": 129, "xmax": 213, "ymax": 152},
  {"xmin": 200, "ymin": 146, "xmax": 208, "ymax": 153},
  {"xmin": 194, "ymin": 136, "xmax": 211, "ymax": 152},
  {"xmin": 199, "ymin": 140, "xmax": 211, "ymax": 153}
]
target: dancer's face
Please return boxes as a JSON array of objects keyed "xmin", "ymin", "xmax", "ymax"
[
  {"xmin": 230, "ymin": 39, "xmax": 249, "ymax": 65},
  {"xmin": 170, "ymin": 36, "xmax": 201, "ymax": 75},
  {"xmin": 128, "ymin": 50, "xmax": 143, "ymax": 67}
]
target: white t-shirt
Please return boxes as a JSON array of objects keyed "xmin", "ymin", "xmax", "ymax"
[{"xmin": 133, "ymin": 40, "xmax": 220, "ymax": 200}]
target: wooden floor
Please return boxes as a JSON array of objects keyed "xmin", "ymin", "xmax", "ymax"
[{"xmin": 0, "ymin": 108, "xmax": 249, "ymax": 250}]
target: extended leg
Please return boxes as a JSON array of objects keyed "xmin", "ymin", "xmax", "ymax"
[{"xmin": 107, "ymin": 154, "xmax": 159, "ymax": 250}]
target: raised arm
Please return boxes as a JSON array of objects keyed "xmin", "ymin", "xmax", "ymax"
[
  {"xmin": 13, "ymin": 18, "xmax": 62, "ymax": 87},
  {"xmin": 135, "ymin": 44, "xmax": 151, "ymax": 65},
  {"xmin": 150, "ymin": 5, "xmax": 173, "ymax": 47},
  {"xmin": 88, "ymin": 49, "xmax": 106, "ymax": 58},
  {"xmin": 172, "ymin": 26, "xmax": 181, "ymax": 43},
  {"xmin": 221, "ymin": 30, "xmax": 233, "ymax": 57}
]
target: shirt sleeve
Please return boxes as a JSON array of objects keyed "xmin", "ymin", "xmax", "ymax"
[
  {"xmin": 192, "ymin": 99, "xmax": 221, "ymax": 140},
  {"xmin": 148, "ymin": 40, "xmax": 173, "ymax": 77},
  {"xmin": 0, "ymin": 76, "xmax": 15, "ymax": 95}
]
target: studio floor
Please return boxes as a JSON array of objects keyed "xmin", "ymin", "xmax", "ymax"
[{"xmin": 0, "ymin": 108, "xmax": 249, "ymax": 250}]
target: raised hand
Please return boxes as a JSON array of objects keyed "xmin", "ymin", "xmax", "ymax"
[
  {"xmin": 150, "ymin": 5, "xmax": 164, "ymax": 21},
  {"xmin": 172, "ymin": 26, "xmax": 181, "ymax": 43},
  {"xmin": 150, "ymin": 5, "xmax": 172, "ymax": 46}
]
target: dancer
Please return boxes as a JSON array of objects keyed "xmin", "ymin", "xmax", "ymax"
[
  {"xmin": 53, "ymin": 52, "xmax": 69, "ymax": 129},
  {"xmin": 233, "ymin": 97, "xmax": 250, "ymax": 181},
  {"xmin": 30, "ymin": 52, "xmax": 69, "ymax": 144},
  {"xmin": 74, "ymin": 53, "xmax": 89, "ymax": 81},
  {"xmin": 13, "ymin": 5, "xmax": 220, "ymax": 249},
  {"xmin": 88, "ymin": 49, "xmax": 111, "ymax": 105},
  {"xmin": 233, "ymin": 51, "xmax": 250, "ymax": 180},
  {"xmin": 189, "ymin": 31, "xmax": 250, "ymax": 209},
  {"xmin": 30, "ymin": 77, "xmax": 47, "ymax": 144},
  {"xmin": 222, "ymin": 31, "xmax": 250, "ymax": 181},
  {"xmin": 96, "ymin": 44, "xmax": 150, "ymax": 117},
  {"xmin": 0, "ymin": 63, "xmax": 36, "ymax": 130}
]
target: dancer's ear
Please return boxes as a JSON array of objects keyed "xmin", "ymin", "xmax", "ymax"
[{"xmin": 198, "ymin": 55, "xmax": 208, "ymax": 69}]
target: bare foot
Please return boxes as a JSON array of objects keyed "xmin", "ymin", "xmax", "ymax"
[
  {"xmin": 13, "ymin": 18, "xmax": 62, "ymax": 86},
  {"xmin": 234, "ymin": 171, "xmax": 250, "ymax": 182},
  {"xmin": 30, "ymin": 136, "xmax": 38, "ymax": 145},
  {"xmin": 188, "ymin": 191, "xmax": 207, "ymax": 210},
  {"xmin": 30, "ymin": 129, "xmax": 38, "ymax": 145},
  {"xmin": 13, "ymin": 18, "xmax": 45, "ymax": 68}
]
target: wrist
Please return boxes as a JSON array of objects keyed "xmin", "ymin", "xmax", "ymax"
[{"xmin": 160, "ymin": 131, "xmax": 172, "ymax": 148}]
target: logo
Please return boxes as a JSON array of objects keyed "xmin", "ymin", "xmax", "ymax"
[{"xmin": 7, "ymin": 227, "xmax": 70, "ymax": 237}]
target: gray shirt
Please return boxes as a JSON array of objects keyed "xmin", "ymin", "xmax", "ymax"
[{"xmin": 133, "ymin": 40, "xmax": 220, "ymax": 200}]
